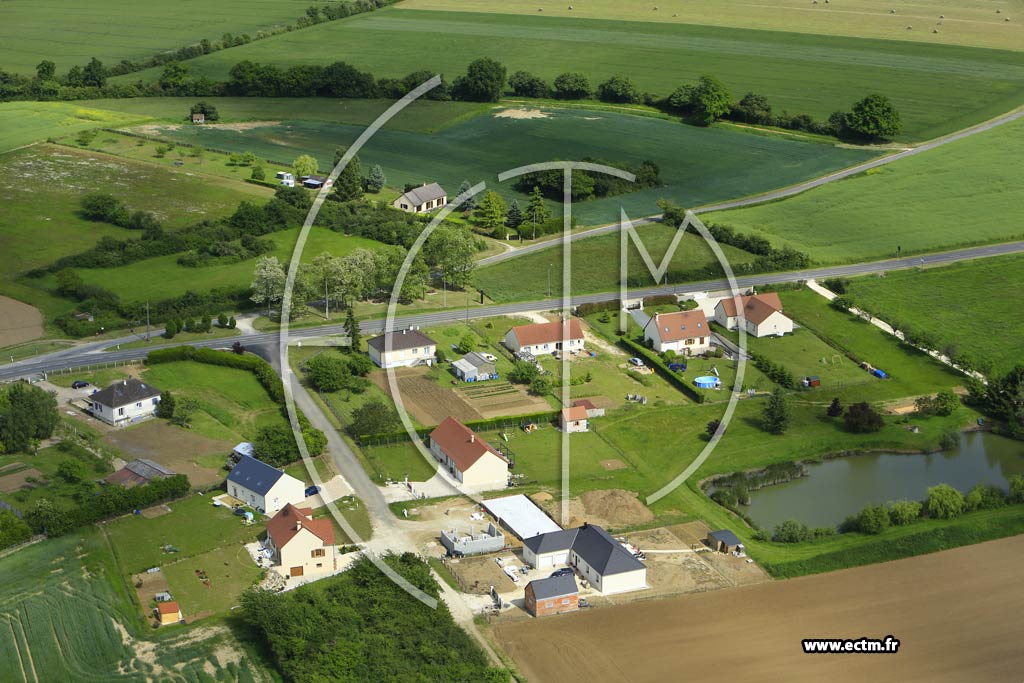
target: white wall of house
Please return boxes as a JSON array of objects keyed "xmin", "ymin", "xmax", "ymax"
[
  {"xmin": 368, "ymin": 343, "xmax": 436, "ymax": 368},
  {"xmin": 428, "ymin": 439, "xmax": 508, "ymax": 490},
  {"xmin": 392, "ymin": 196, "xmax": 447, "ymax": 214},
  {"xmin": 598, "ymin": 568, "xmax": 648, "ymax": 594},
  {"xmin": 91, "ymin": 396, "xmax": 160, "ymax": 426},
  {"xmin": 524, "ymin": 547, "xmax": 570, "ymax": 568},
  {"xmin": 748, "ymin": 310, "xmax": 794, "ymax": 338},
  {"xmin": 561, "ymin": 417, "xmax": 588, "ymax": 433},
  {"xmin": 505, "ymin": 332, "xmax": 584, "ymax": 356},
  {"xmin": 229, "ymin": 475, "xmax": 305, "ymax": 513},
  {"xmin": 644, "ymin": 326, "xmax": 710, "ymax": 355}
]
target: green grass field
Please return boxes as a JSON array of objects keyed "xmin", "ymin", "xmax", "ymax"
[
  {"xmin": 162, "ymin": 544, "xmax": 262, "ymax": 617},
  {"xmin": 0, "ymin": 442, "xmax": 113, "ymax": 513},
  {"xmin": 116, "ymin": 8, "xmax": 1024, "ymax": 141},
  {"xmin": 0, "ymin": 529, "xmax": 272, "ymax": 682},
  {"xmin": 0, "ymin": 101, "xmax": 150, "ymax": 153},
  {"xmin": 0, "ymin": 144, "xmax": 271, "ymax": 323},
  {"xmin": 66, "ymin": 227, "xmax": 384, "ymax": 307},
  {"xmin": 140, "ymin": 361, "xmax": 287, "ymax": 443},
  {"xmin": 402, "ymin": 0, "xmax": 1024, "ymax": 51},
  {"xmin": 844, "ymin": 256, "xmax": 1024, "ymax": 375},
  {"xmin": 0, "ymin": 0, "xmax": 323, "ymax": 74},
  {"xmin": 779, "ymin": 287, "xmax": 969, "ymax": 398},
  {"xmin": 705, "ymin": 115, "xmax": 1024, "ymax": 264},
  {"xmin": 149, "ymin": 107, "xmax": 877, "ymax": 226},
  {"xmin": 475, "ymin": 222, "xmax": 758, "ymax": 301},
  {"xmin": 76, "ymin": 96, "xmax": 490, "ymax": 133}
]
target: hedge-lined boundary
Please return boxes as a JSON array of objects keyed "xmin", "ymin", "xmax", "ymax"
[
  {"xmin": 617, "ymin": 337, "xmax": 706, "ymax": 404},
  {"xmin": 357, "ymin": 409, "xmax": 560, "ymax": 446},
  {"xmin": 146, "ymin": 345, "xmax": 284, "ymax": 402}
]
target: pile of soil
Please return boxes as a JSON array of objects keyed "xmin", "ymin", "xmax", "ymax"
[{"xmin": 580, "ymin": 489, "xmax": 654, "ymax": 528}]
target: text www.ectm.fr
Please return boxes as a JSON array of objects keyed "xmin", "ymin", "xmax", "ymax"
[{"xmin": 803, "ymin": 636, "xmax": 900, "ymax": 654}]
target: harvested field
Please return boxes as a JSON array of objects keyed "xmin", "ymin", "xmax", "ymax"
[
  {"xmin": 103, "ymin": 420, "xmax": 231, "ymax": 488},
  {"xmin": 456, "ymin": 381, "xmax": 550, "ymax": 419},
  {"xmin": 496, "ymin": 535, "xmax": 1024, "ymax": 683},
  {"xmin": 372, "ymin": 367, "xmax": 481, "ymax": 426},
  {"xmin": 0, "ymin": 295, "xmax": 42, "ymax": 347},
  {"xmin": 0, "ymin": 466, "xmax": 42, "ymax": 493}
]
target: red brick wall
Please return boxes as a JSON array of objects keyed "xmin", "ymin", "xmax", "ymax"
[{"xmin": 525, "ymin": 586, "xmax": 579, "ymax": 617}]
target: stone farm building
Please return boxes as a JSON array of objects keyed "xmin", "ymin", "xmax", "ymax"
[
  {"xmin": 104, "ymin": 459, "xmax": 175, "ymax": 488},
  {"xmin": 503, "ymin": 319, "xmax": 584, "ymax": 356},
  {"xmin": 89, "ymin": 378, "xmax": 161, "ymax": 426},
  {"xmin": 522, "ymin": 523, "xmax": 647, "ymax": 594},
  {"xmin": 226, "ymin": 455, "xmax": 305, "ymax": 514},
  {"xmin": 367, "ymin": 329, "xmax": 437, "ymax": 368},
  {"xmin": 265, "ymin": 504, "xmax": 337, "ymax": 580},
  {"xmin": 525, "ymin": 574, "xmax": 580, "ymax": 617},
  {"xmin": 392, "ymin": 182, "xmax": 448, "ymax": 213},
  {"xmin": 642, "ymin": 310, "xmax": 710, "ymax": 355},
  {"xmin": 428, "ymin": 416, "xmax": 509, "ymax": 491},
  {"xmin": 713, "ymin": 292, "xmax": 793, "ymax": 338}
]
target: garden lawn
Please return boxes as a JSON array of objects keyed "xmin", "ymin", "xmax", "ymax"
[
  {"xmin": 844, "ymin": 255, "xmax": 1024, "ymax": 376},
  {"xmin": 68, "ymin": 228, "xmax": 384, "ymax": 306},
  {"xmin": 0, "ymin": 0, "xmax": 323, "ymax": 74},
  {"xmin": 704, "ymin": 115, "xmax": 1024, "ymax": 264},
  {"xmin": 104, "ymin": 493, "xmax": 266, "ymax": 574},
  {"xmin": 162, "ymin": 544, "xmax": 262, "ymax": 617},
  {"xmin": 147, "ymin": 108, "xmax": 877, "ymax": 226},
  {"xmin": 0, "ymin": 101, "xmax": 148, "ymax": 153},
  {"xmin": 476, "ymin": 223, "xmax": 759, "ymax": 301},
  {"xmin": 401, "ymin": 0, "xmax": 1024, "ymax": 51},
  {"xmin": 0, "ymin": 442, "xmax": 113, "ymax": 513},
  {"xmin": 359, "ymin": 441, "xmax": 438, "ymax": 483},
  {"xmin": 116, "ymin": 8, "xmax": 1024, "ymax": 141},
  {"xmin": 140, "ymin": 360, "xmax": 287, "ymax": 443},
  {"xmin": 778, "ymin": 288, "xmax": 971, "ymax": 399}
]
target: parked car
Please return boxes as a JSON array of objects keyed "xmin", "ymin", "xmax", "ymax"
[
  {"xmin": 304, "ymin": 485, "xmax": 321, "ymax": 497},
  {"xmin": 71, "ymin": 380, "xmax": 90, "ymax": 389},
  {"xmin": 549, "ymin": 567, "xmax": 574, "ymax": 578},
  {"xmin": 667, "ymin": 363, "xmax": 687, "ymax": 373},
  {"xmin": 628, "ymin": 357, "xmax": 645, "ymax": 367}
]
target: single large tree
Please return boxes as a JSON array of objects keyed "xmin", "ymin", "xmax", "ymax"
[
  {"xmin": 453, "ymin": 57, "xmax": 506, "ymax": 102},
  {"xmin": 689, "ymin": 74, "xmax": 732, "ymax": 126},
  {"xmin": 35, "ymin": 60, "xmax": 56, "ymax": 82},
  {"xmin": 344, "ymin": 307, "xmax": 361, "ymax": 352},
  {"xmin": 505, "ymin": 199, "xmax": 524, "ymax": 228},
  {"xmin": 457, "ymin": 179, "xmax": 477, "ymax": 210},
  {"xmin": 333, "ymin": 154, "xmax": 363, "ymax": 201},
  {"xmin": 309, "ymin": 252, "xmax": 346, "ymax": 318},
  {"xmin": 597, "ymin": 75, "xmax": 640, "ymax": 104},
  {"xmin": 82, "ymin": 57, "xmax": 107, "ymax": 87},
  {"xmin": 365, "ymin": 164, "xmax": 386, "ymax": 193},
  {"xmin": 762, "ymin": 387, "xmax": 790, "ymax": 435},
  {"xmin": 292, "ymin": 154, "xmax": 318, "ymax": 178},
  {"xmin": 425, "ymin": 224, "xmax": 477, "ymax": 289},
  {"xmin": 526, "ymin": 186, "xmax": 552, "ymax": 238},
  {"xmin": 844, "ymin": 402, "xmax": 884, "ymax": 433},
  {"xmin": 250, "ymin": 256, "xmax": 286, "ymax": 316},
  {"xmin": 925, "ymin": 484, "xmax": 965, "ymax": 519},
  {"xmin": 474, "ymin": 191, "xmax": 508, "ymax": 233},
  {"xmin": 552, "ymin": 72, "xmax": 591, "ymax": 99},
  {"xmin": 844, "ymin": 93, "xmax": 902, "ymax": 139}
]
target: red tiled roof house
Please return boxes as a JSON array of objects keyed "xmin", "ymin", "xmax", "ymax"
[
  {"xmin": 503, "ymin": 319, "xmax": 584, "ymax": 356},
  {"xmin": 428, "ymin": 417, "xmax": 509, "ymax": 491},
  {"xmin": 266, "ymin": 504, "xmax": 337, "ymax": 580}
]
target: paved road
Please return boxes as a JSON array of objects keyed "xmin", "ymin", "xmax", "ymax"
[
  {"xmin": 5, "ymin": 238, "xmax": 1024, "ymax": 382},
  {"xmin": 478, "ymin": 107, "xmax": 1024, "ymax": 267}
]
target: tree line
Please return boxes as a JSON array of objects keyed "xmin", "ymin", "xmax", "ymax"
[{"xmin": 2, "ymin": 51, "xmax": 902, "ymax": 140}]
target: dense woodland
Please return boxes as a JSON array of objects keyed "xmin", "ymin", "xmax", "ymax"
[{"xmin": 241, "ymin": 553, "xmax": 509, "ymax": 683}]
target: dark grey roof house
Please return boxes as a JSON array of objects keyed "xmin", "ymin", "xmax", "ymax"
[
  {"xmin": 392, "ymin": 182, "xmax": 448, "ymax": 214},
  {"xmin": 707, "ymin": 529, "xmax": 743, "ymax": 552},
  {"xmin": 226, "ymin": 455, "xmax": 305, "ymax": 514},
  {"xmin": 522, "ymin": 523, "xmax": 647, "ymax": 594},
  {"xmin": 366, "ymin": 329, "xmax": 437, "ymax": 368},
  {"xmin": 89, "ymin": 378, "xmax": 161, "ymax": 426}
]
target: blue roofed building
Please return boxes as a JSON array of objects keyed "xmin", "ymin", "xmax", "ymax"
[{"xmin": 226, "ymin": 455, "xmax": 306, "ymax": 514}]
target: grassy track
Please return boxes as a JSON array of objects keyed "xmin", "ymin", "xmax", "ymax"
[
  {"xmin": 75, "ymin": 96, "xmax": 490, "ymax": 133},
  {"xmin": 150, "ymin": 108, "xmax": 876, "ymax": 226},
  {"xmin": 115, "ymin": 8, "xmax": 1024, "ymax": 141},
  {"xmin": 401, "ymin": 0, "xmax": 1024, "ymax": 51},
  {"xmin": 705, "ymin": 115, "xmax": 1024, "ymax": 263},
  {"xmin": 0, "ymin": 144, "xmax": 270, "ymax": 324},
  {"xmin": 845, "ymin": 255, "xmax": 1024, "ymax": 375},
  {"xmin": 0, "ymin": 0, "xmax": 321, "ymax": 74},
  {"xmin": 0, "ymin": 101, "xmax": 149, "ymax": 153}
]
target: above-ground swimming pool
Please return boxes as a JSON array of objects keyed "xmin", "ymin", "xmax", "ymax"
[{"xmin": 694, "ymin": 376, "xmax": 720, "ymax": 389}]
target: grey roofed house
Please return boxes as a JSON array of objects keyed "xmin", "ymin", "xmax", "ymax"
[
  {"xmin": 227, "ymin": 455, "xmax": 286, "ymax": 496},
  {"xmin": 529, "ymin": 574, "xmax": 579, "ymax": 601},
  {"xmin": 398, "ymin": 182, "xmax": 446, "ymax": 206},
  {"xmin": 452, "ymin": 352, "xmax": 497, "ymax": 379},
  {"xmin": 708, "ymin": 529, "xmax": 742, "ymax": 547},
  {"xmin": 571, "ymin": 523, "xmax": 646, "ymax": 576},
  {"xmin": 366, "ymin": 329, "xmax": 437, "ymax": 352},
  {"xmin": 90, "ymin": 378, "xmax": 160, "ymax": 409},
  {"xmin": 523, "ymin": 528, "xmax": 579, "ymax": 554}
]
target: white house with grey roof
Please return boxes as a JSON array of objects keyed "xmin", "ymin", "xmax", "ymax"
[
  {"xmin": 522, "ymin": 523, "xmax": 647, "ymax": 594},
  {"xmin": 392, "ymin": 182, "xmax": 447, "ymax": 214},
  {"xmin": 89, "ymin": 378, "xmax": 162, "ymax": 426},
  {"xmin": 226, "ymin": 455, "xmax": 305, "ymax": 514},
  {"xmin": 367, "ymin": 329, "xmax": 437, "ymax": 368},
  {"xmin": 452, "ymin": 352, "xmax": 497, "ymax": 382}
]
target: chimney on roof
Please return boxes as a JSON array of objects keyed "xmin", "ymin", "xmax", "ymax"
[
  {"xmin": 296, "ymin": 519, "xmax": 302, "ymax": 530},
  {"xmin": 582, "ymin": 521, "xmax": 588, "ymax": 529},
  {"xmin": 470, "ymin": 434, "xmax": 475, "ymax": 443},
  {"xmin": 123, "ymin": 380, "xmax": 127, "ymax": 386}
]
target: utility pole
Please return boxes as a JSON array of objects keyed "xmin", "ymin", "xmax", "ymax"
[
  {"xmin": 532, "ymin": 207, "xmax": 537, "ymax": 241},
  {"xmin": 145, "ymin": 302, "xmax": 150, "ymax": 342},
  {"xmin": 547, "ymin": 264, "xmax": 552, "ymax": 298}
]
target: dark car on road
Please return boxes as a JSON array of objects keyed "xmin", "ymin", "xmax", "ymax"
[
  {"xmin": 71, "ymin": 380, "xmax": 90, "ymax": 389},
  {"xmin": 305, "ymin": 485, "xmax": 322, "ymax": 497},
  {"xmin": 549, "ymin": 568, "xmax": 574, "ymax": 578}
]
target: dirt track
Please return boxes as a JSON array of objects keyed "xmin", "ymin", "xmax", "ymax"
[{"xmin": 496, "ymin": 535, "xmax": 1024, "ymax": 682}]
